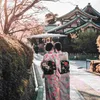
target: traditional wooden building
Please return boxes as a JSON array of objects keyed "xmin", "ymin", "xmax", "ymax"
[
  {"xmin": 57, "ymin": 5, "xmax": 97, "ymax": 24},
  {"xmin": 45, "ymin": 3, "xmax": 100, "ymax": 51},
  {"xmin": 83, "ymin": 3, "xmax": 100, "ymax": 25},
  {"xmin": 47, "ymin": 4, "xmax": 100, "ymax": 34}
]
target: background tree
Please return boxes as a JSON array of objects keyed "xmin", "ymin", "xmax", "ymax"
[
  {"xmin": 0, "ymin": 0, "xmax": 47, "ymax": 41},
  {"xmin": 71, "ymin": 30, "xmax": 100, "ymax": 53},
  {"xmin": 0, "ymin": 0, "xmax": 60, "ymax": 35}
]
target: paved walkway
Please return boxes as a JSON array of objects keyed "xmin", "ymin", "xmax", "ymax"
[
  {"xmin": 70, "ymin": 64, "xmax": 100, "ymax": 100},
  {"xmin": 33, "ymin": 54, "xmax": 100, "ymax": 100}
]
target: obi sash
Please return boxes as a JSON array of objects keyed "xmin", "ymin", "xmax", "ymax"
[
  {"xmin": 60, "ymin": 60, "xmax": 70, "ymax": 74},
  {"xmin": 41, "ymin": 61, "xmax": 56, "ymax": 75}
]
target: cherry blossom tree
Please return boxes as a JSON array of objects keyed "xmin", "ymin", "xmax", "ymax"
[
  {"xmin": 0, "ymin": 0, "xmax": 41, "ymax": 34},
  {"xmin": 0, "ymin": 0, "xmax": 60, "ymax": 40}
]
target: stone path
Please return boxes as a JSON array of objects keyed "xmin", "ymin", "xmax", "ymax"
[{"xmin": 70, "ymin": 61, "xmax": 100, "ymax": 100}]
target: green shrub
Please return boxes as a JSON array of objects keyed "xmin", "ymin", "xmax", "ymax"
[{"xmin": 0, "ymin": 34, "xmax": 33, "ymax": 100}]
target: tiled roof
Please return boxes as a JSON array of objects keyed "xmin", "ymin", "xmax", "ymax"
[
  {"xmin": 47, "ymin": 15, "xmax": 87, "ymax": 33},
  {"xmin": 57, "ymin": 5, "xmax": 98, "ymax": 21},
  {"xmin": 65, "ymin": 20, "xmax": 100, "ymax": 34},
  {"xmin": 83, "ymin": 3, "xmax": 100, "ymax": 17}
]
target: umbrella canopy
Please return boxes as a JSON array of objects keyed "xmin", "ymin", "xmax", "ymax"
[{"xmin": 28, "ymin": 33, "xmax": 66, "ymax": 39}]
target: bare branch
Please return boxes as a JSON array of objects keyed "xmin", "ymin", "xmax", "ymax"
[
  {"xmin": 10, "ymin": 28, "xmax": 29, "ymax": 34},
  {"xmin": 15, "ymin": 0, "xmax": 39, "ymax": 18},
  {"xmin": 0, "ymin": 0, "xmax": 44, "ymax": 36},
  {"xmin": 4, "ymin": 0, "xmax": 8, "ymax": 30}
]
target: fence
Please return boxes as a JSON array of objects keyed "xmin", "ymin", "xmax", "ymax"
[
  {"xmin": 33, "ymin": 63, "xmax": 44, "ymax": 100},
  {"xmin": 21, "ymin": 62, "xmax": 44, "ymax": 100},
  {"xmin": 69, "ymin": 53, "xmax": 98, "ymax": 60}
]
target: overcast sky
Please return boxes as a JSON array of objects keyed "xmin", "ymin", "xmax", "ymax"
[{"xmin": 40, "ymin": 0, "xmax": 100, "ymax": 17}]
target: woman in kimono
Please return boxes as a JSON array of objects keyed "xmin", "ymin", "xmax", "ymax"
[
  {"xmin": 54, "ymin": 42, "xmax": 70, "ymax": 100},
  {"xmin": 41, "ymin": 42, "xmax": 60, "ymax": 100}
]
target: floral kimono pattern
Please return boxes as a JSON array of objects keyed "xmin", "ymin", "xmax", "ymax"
[
  {"xmin": 41, "ymin": 51, "xmax": 60, "ymax": 100},
  {"xmin": 57, "ymin": 51, "xmax": 70, "ymax": 100}
]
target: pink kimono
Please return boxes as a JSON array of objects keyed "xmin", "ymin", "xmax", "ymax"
[
  {"xmin": 41, "ymin": 50, "xmax": 60, "ymax": 100},
  {"xmin": 57, "ymin": 51, "xmax": 70, "ymax": 100}
]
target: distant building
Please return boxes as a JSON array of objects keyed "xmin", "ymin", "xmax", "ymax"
[
  {"xmin": 46, "ymin": 3, "xmax": 100, "ymax": 34},
  {"xmin": 44, "ymin": 3, "xmax": 100, "ymax": 51}
]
